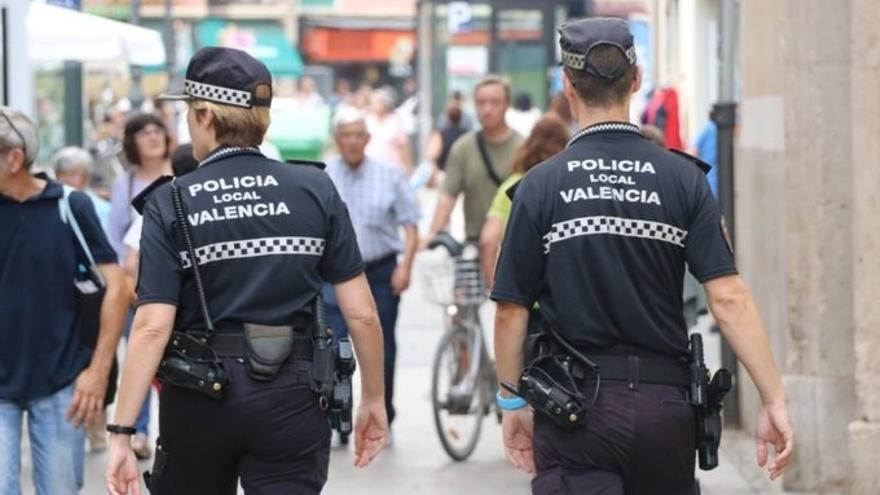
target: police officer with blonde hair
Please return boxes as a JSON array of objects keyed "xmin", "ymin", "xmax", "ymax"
[
  {"xmin": 106, "ymin": 47, "xmax": 388, "ymax": 495},
  {"xmin": 491, "ymin": 18, "xmax": 794, "ymax": 494}
]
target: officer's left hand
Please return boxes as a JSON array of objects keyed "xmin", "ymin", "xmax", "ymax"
[
  {"xmin": 391, "ymin": 265, "xmax": 411, "ymax": 296},
  {"xmin": 106, "ymin": 435, "xmax": 141, "ymax": 495},
  {"xmin": 502, "ymin": 408, "xmax": 535, "ymax": 474},
  {"xmin": 66, "ymin": 365, "xmax": 108, "ymax": 427},
  {"xmin": 353, "ymin": 399, "xmax": 389, "ymax": 468}
]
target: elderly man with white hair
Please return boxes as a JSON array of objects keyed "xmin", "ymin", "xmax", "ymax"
[
  {"xmin": 51, "ymin": 146, "xmax": 112, "ymax": 233},
  {"xmin": 0, "ymin": 107, "xmax": 127, "ymax": 494},
  {"xmin": 323, "ymin": 107, "xmax": 420, "ymax": 442}
]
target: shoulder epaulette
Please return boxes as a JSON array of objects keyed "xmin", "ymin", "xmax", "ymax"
[
  {"xmin": 505, "ymin": 178, "xmax": 522, "ymax": 201},
  {"xmin": 286, "ymin": 159, "xmax": 326, "ymax": 171},
  {"xmin": 132, "ymin": 175, "xmax": 172, "ymax": 214},
  {"xmin": 668, "ymin": 149, "xmax": 711, "ymax": 175}
]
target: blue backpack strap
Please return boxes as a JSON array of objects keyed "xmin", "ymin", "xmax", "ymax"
[{"xmin": 58, "ymin": 185, "xmax": 99, "ymax": 269}]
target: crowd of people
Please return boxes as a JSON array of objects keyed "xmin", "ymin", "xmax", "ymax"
[{"xmin": 1, "ymin": 47, "xmax": 753, "ymax": 492}]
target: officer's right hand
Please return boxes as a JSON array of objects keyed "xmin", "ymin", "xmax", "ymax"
[
  {"xmin": 755, "ymin": 401, "xmax": 795, "ymax": 480},
  {"xmin": 502, "ymin": 408, "xmax": 535, "ymax": 474},
  {"xmin": 353, "ymin": 399, "xmax": 389, "ymax": 468}
]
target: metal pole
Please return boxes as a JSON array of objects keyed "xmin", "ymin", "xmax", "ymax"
[
  {"xmin": 60, "ymin": 1, "xmax": 83, "ymax": 146},
  {"xmin": 712, "ymin": 0, "xmax": 740, "ymax": 428},
  {"xmin": 416, "ymin": 0, "xmax": 433, "ymax": 165},
  {"xmin": 129, "ymin": 0, "xmax": 144, "ymax": 110},
  {"xmin": 163, "ymin": 0, "xmax": 178, "ymax": 136}
]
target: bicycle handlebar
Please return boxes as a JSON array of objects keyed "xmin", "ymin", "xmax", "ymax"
[{"xmin": 427, "ymin": 231, "xmax": 464, "ymax": 257}]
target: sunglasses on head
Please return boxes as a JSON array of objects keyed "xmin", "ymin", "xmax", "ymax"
[{"xmin": 0, "ymin": 111, "xmax": 28, "ymax": 161}]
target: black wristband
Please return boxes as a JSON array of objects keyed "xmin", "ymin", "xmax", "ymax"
[{"xmin": 106, "ymin": 424, "xmax": 137, "ymax": 435}]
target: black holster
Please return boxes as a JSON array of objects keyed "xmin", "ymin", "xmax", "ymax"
[
  {"xmin": 687, "ymin": 333, "xmax": 731, "ymax": 470},
  {"xmin": 330, "ymin": 338, "xmax": 356, "ymax": 439}
]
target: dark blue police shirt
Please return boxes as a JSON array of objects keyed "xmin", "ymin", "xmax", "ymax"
[
  {"xmin": 490, "ymin": 122, "xmax": 737, "ymax": 358},
  {"xmin": 0, "ymin": 178, "xmax": 116, "ymax": 400},
  {"xmin": 136, "ymin": 147, "xmax": 365, "ymax": 329}
]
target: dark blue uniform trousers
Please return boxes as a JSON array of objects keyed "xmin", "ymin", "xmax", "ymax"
[
  {"xmin": 532, "ymin": 380, "xmax": 697, "ymax": 495},
  {"xmin": 148, "ymin": 359, "xmax": 330, "ymax": 494},
  {"xmin": 322, "ymin": 255, "xmax": 399, "ymax": 425}
]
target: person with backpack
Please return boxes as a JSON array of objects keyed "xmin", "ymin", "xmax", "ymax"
[{"xmin": 0, "ymin": 106, "xmax": 127, "ymax": 494}]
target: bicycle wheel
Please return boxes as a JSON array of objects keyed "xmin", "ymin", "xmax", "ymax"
[{"xmin": 431, "ymin": 324, "xmax": 487, "ymax": 461}]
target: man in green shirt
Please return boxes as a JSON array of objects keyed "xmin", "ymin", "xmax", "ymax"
[{"xmin": 426, "ymin": 75, "xmax": 523, "ymax": 241}]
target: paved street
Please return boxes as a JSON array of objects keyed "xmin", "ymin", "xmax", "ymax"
[{"xmin": 19, "ymin": 193, "xmax": 787, "ymax": 494}]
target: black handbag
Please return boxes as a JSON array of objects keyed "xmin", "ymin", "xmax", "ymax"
[{"xmin": 59, "ymin": 186, "xmax": 119, "ymax": 406}]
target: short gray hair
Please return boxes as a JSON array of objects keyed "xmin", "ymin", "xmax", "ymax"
[
  {"xmin": 0, "ymin": 106, "xmax": 39, "ymax": 169},
  {"xmin": 333, "ymin": 106, "xmax": 368, "ymax": 133},
  {"xmin": 51, "ymin": 146, "xmax": 95, "ymax": 176}
]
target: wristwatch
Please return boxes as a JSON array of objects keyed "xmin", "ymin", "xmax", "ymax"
[{"xmin": 106, "ymin": 424, "xmax": 137, "ymax": 435}]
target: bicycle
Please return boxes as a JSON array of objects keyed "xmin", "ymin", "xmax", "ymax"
[{"xmin": 424, "ymin": 232, "xmax": 500, "ymax": 461}]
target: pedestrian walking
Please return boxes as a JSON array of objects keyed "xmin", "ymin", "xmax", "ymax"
[
  {"xmin": 491, "ymin": 18, "xmax": 794, "ymax": 494},
  {"xmin": 105, "ymin": 47, "xmax": 388, "ymax": 495},
  {"xmin": 479, "ymin": 116, "xmax": 569, "ymax": 288},
  {"xmin": 425, "ymin": 75, "xmax": 523, "ymax": 245},
  {"xmin": 323, "ymin": 107, "xmax": 420, "ymax": 441},
  {"xmin": 52, "ymin": 146, "xmax": 112, "ymax": 233},
  {"xmin": 0, "ymin": 106, "xmax": 127, "ymax": 494}
]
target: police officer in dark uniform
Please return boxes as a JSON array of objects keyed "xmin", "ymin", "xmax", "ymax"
[
  {"xmin": 105, "ymin": 47, "xmax": 388, "ymax": 495},
  {"xmin": 491, "ymin": 18, "xmax": 794, "ymax": 494}
]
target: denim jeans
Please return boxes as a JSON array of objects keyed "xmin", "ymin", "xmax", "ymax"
[
  {"xmin": 0, "ymin": 383, "xmax": 84, "ymax": 495},
  {"xmin": 323, "ymin": 255, "xmax": 400, "ymax": 424}
]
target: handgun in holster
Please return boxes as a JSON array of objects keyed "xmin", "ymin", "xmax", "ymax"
[
  {"xmin": 687, "ymin": 333, "xmax": 733, "ymax": 470},
  {"xmin": 330, "ymin": 338, "xmax": 356, "ymax": 443},
  {"xmin": 309, "ymin": 294, "xmax": 357, "ymax": 441}
]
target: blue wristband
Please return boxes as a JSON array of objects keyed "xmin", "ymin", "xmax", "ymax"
[{"xmin": 496, "ymin": 391, "xmax": 528, "ymax": 411}]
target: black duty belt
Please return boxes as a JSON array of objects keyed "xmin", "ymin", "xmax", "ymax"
[
  {"xmin": 571, "ymin": 353, "xmax": 690, "ymax": 388},
  {"xmin": 181, "ymin": 330, "xmax": 314, "ymax": 359}
]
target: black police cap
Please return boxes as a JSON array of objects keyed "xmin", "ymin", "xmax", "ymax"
[
  {"xmin": 158, "ymin": 46, "xmax": 272, "ymax": 108},
  {"xmin": 559, "ymin": 17, "xmax": 636, "ymax": 81}
]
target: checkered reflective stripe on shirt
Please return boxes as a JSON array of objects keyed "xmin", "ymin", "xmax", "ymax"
[
  {"xmin": 184, "ymin": 79, "xmax": 252, "ymax": 108},
  {"xmin": 542, "ymin": 216, "xmax": 687, "ymax": 253},
  {"xmin": 179, "ymin": 236, "xmax": 325, "ymax": 269}
]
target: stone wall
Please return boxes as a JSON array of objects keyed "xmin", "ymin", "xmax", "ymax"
[
  {"xmin": 736, "ymin": 0, "xmax": 868, "ymax": 492},
  {"xmin": 848, "ymin": 1, "xmax": 880, "ymax": 493}
]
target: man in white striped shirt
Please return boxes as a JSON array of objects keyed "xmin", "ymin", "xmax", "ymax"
[{"xmin": 323, "ymin": 108, "xmax": 420, "ymax": 437}]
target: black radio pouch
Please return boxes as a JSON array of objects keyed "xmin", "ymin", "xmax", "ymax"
[
  {"xmin": 158, "ymin": 332, "xmax": 229, "ymax": 400},
  {"xmin": 243, "ymin": 324, "xmax": 294, "ymax": 381},
  {"xmin": 516, "ymin": 355, "xmax": 590, "ymax": 431}
]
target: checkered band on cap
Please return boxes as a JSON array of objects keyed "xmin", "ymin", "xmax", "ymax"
[
  {"xmin": 561, "ymin": 50, "xmax": 586, "ymax": 70},
  {"xmin": 624, "ymin": 46, "xmax": 637, "ymax": 64},
  {"xmin": 179, "ymin": 236, "xmax": 326, "ymax": 269},
  {"xmin": 542, "ymin": 216, "xmax": 687, "ymax": 253},
  {"xmin": 561, "ymin": 45, "xmax": 637, "ymax": 71},
  {"xmin": 184, "ymin": 79, "xmax": 253, "ymax": 108}
]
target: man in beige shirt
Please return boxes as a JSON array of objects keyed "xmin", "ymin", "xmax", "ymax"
[{"xmin": 426, "ymin": 75, "xmax": 524, "ymax": 241}]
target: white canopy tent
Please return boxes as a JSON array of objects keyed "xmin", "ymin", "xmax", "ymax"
[{"xmin": 27, "ymin": 2, "xmax": 166, "ymax": 66}]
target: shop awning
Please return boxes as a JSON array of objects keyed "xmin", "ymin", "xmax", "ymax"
[
  {"xmin": 302, "ymin": 27, "xmax": 415, "ymax": 64},
  {"xmin": 195, "ymin": 19, "xmax": 302, "ymax": 77},
  {"xmin": 27, "ymin": 3, "xmax": 166, "ymax": 66}
]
